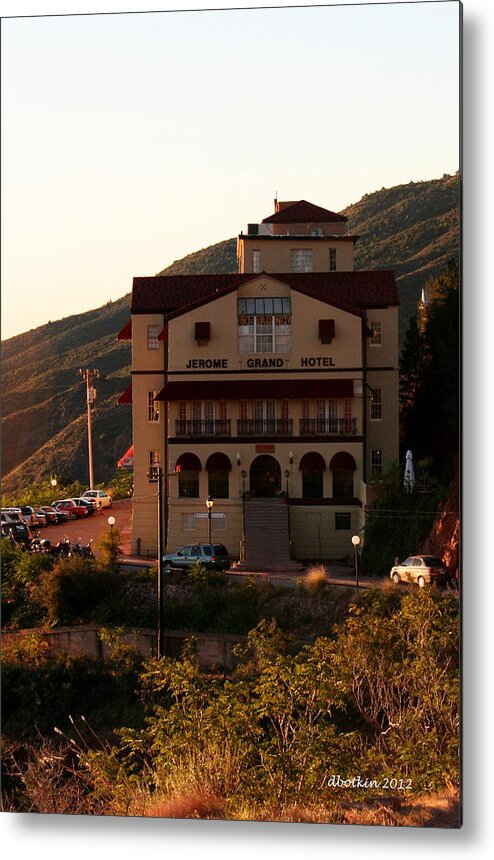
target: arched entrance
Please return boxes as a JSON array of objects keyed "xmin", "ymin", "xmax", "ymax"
[{"xmin": 249, "ymin": 455, "xmax": 281, "ymax": 498}]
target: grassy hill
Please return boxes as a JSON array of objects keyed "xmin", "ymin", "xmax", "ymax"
[{"xmin": 1, "ymin": 173, "xmax": 459, "ymax": 496}]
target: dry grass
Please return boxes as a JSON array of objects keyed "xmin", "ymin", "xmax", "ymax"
[
  {"xmin": 142, "ymin": 789, "xmax": 227, "ymax": 820},
  {"xmin": 302, "ymin": 564, "xmax": 329, "ymax": 594}
]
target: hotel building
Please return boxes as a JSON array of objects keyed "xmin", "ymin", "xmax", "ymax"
[{"xmin": 118, "ymin": 199, "xmax": 399, "ymax": 565}]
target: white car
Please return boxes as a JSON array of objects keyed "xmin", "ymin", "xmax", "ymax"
[{"xmin": 82, "ymin": 489, "xmax": 113, "ymax": 509}]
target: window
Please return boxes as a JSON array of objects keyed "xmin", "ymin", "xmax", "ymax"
[
  {"xmin": 370, "ymin": 388, "xmax": 382, "ymax": 420},
  {"xmin": 147, "ymin": 391, "xmax": 160, "ymax": 422},
  {"xmin": 329, "ymin": 248, "xmax": 337, "ymax": 271},
  {"xmin": 181, "ymin": 513, "xmax": 197, "ymax": 531},
  {"xmin": 252, "ymin": 250, "xmax": 260, "ymax": 273},
  {"xmin": 148, "ymin": 450, "xmax": 160, "ymax": 481},
  {"xmin": 300, "ymin": 452, "xmax": 325, "ymax": 499},
  {"xmin": 369, "ymin": 321, "xmax": 382, "ymax": 346},
  {"xmin": 371, "ymin": 449, "xmax": 383, "ymax": 475},
  {"xmin": 212, "ymin": 515, "xmax": 227, "ymax": 531},
  {"xmin": 330, "ymin": 452, "xmax": 356, "ymax": 498},
  {"xmin": 147, "ymin": 325, "xmax": 160, "ymax": 350},
  {"xmin": 238, "ymin": 297, "xmax": 292, "ymax": 354},
  {"xmin": 291, "ymin": 249, "xmax": 313, "ymax": 272},
  {"xmin": 335, "ymin": 512, "xmax": 352, "ymax": 530},
  {"xmin": 333, "ymin": 470, "xmax": 354, "ymax": 498},
  {"xmin": 206, "ymin": 453, "xmax": 231, "ymax": 499}
]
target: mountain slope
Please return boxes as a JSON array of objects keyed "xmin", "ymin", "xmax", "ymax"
[
  {"xmin": 1, "ymin": 298, "xmax": 132, "ymax": 496},
  {"xmin": 1, "ymin": 174, "xmax": 459, "ymax": 496}
]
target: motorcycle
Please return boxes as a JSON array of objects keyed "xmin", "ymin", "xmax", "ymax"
[
  {"xmin": 71, "ymin": 537, "xmax": 94, "ymax": 559},
  {"xmin": 50, "ymin": 536, "xmax": 72, "ymax": 557}
]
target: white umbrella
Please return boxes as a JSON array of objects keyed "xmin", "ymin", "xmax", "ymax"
[{"xmin": 404, "ymin": 450, "xmax": 415, "ymax": 493}]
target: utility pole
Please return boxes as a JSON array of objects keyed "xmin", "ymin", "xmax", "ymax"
[{"xmin": 79, "ymin": 368, "xmax": 99, "ymax": 489}]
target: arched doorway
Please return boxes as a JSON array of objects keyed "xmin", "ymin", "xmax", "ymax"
[{"xmin": 249, "ymin": 455, "xmax": 281, "ymax": 498}]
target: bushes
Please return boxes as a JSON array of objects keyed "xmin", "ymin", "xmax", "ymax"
[
  {"xmin": 2, "ymin": 587, "xmax": 459, "ymax": 817},
  {"xmin": 1, "ymin": 632, "xmax": 144, "ymax": 742},
  {"xmin": 75, "ymin": 589, "xmax": 459, "ymax": 817},
  {"xmin": 1, "ymin": 541, "xmax": 53, "ymax": 628},
  {"xmin": 33, "ymin": 556, "xmax": 122, "ymax": 626}
]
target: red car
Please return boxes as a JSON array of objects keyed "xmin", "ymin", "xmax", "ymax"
[{"xmin": 52, "ymin": 499, "xmax": 89, "ymax": 519}]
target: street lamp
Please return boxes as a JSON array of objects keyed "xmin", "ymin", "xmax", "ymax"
[
  {"xmin": 108, "ymin": 515, "xmax": 116, "ymax": 529},
  {"xmin": 50, "ymin": 474, "xmax": 57, "ymax": 490},
  {"xmin": 206, "ymin": 495, "xmax": 214, "ymax": 544},
  {"xmin": 351, "ymin": 535, "xmax": 361, "ymax": 592}
]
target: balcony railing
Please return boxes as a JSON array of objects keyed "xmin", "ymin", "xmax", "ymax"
[
  {"xmin": 237, "ymin": 419, "xmax": 293, "ymax": 436},
  {"xmin": 175, "ymin": 419, "xmax": 231, "ymax": 437},
  {"xmin": 299, "ymin": 418, "xmax": 358, "ymax": 436}
]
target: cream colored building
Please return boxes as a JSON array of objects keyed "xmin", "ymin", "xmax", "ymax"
[{"xmin": 118, "ymin": 199, "xmax": 399, "ymax": 563}]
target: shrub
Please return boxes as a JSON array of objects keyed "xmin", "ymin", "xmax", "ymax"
[{"xmin": 33, "ymin": 556, "xmax": 121, "ymax": 626}]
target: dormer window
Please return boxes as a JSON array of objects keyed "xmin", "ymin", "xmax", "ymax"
[{"xmin": 238, "ymin": 297, "xmax": 291, "ymax": 354}]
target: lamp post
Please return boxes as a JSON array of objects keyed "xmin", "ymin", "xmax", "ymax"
[
  {"xmin": 50, "ymin": 475, "xmax": 57, "ymax": 491},
  {"xmin": 206, "ymin": 495, "xmax": 214, "ymax": 544},
  {"xmin": 351, "ymin": 535, "xmax": 361, "ymax": 592}
]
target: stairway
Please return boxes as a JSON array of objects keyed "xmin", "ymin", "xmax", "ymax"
[{"xmin": 234, "ymin": 497, "xmax": 303, "ymax": 573}]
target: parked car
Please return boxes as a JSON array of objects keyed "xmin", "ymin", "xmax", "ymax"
[
  {"xmin": 33, "ymin": 509, "xmax": 48, "ymax": 528},
  {"xmin": 1, "ymin": 521, "xmax": 32, "ymax": 544},
  {"xmin": 71, "ymin": 497, "xmax": 98, "ymax": 516},
  {"xmin": 40, "ymin": 505, "xmax": 70, "ymax": 525},
  {"xmin": 162, "ymin": 543, "xmax": 230, "ymax": 572},
  {"xmin": 39, "ymin": 505, "xmax": 61, "ymax": 525},
  {"xmin": 390, "ymin": 555, "xmax": 449, "ymax": 588},
  {"xmin": 19, "ymin": 506, "xmax": 38, "ymax": 527},
  {"xmin": 82, "ymin": 489, "xmax": 113, "ymax": 509},
  {"xmin": 1, "ymin": 509, "xmax": 24, "ymax": 528},
  {"xmin": 52, "ymin": 499, "xmax": 89, "ymax": 519}
]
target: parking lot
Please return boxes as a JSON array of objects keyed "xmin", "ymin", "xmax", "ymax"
[{"xmin": 30, "ymin": 498, "xmax": 133, "ymax": 558}]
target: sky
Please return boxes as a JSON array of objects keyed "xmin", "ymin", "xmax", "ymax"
[{"xmin": 1, "ymin": 0, "xmax": 460, "ymax": 338}]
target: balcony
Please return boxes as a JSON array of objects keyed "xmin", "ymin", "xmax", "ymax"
[
  {"xmin": 175, "ymin": 419, "xmax": 231, "ymax": 438},
  {"xmin": 237, "ymin": 419, "xmax": 293, "ymax": 436},
  {"xmin": 299, "ymin": 418, "xmax": 358, "ymax": 436}
]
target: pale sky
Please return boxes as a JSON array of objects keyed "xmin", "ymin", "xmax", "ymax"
[{"xmin": 1, "ymin": 1, "xmax": 460, "ymax": 339}]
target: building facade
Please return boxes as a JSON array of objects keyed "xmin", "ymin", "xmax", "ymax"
[{"xmin": 119, "ymin": 199, "xmax": 399, "ymax": 562}]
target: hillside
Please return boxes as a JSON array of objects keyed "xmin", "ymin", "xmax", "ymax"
[
  {"xmin": 1, "ymin": 174, "xmax": 459, "ymax": 496},
  {"xmin": 1, "ymin": 298, "xmax": 133, "ymax": 496}
]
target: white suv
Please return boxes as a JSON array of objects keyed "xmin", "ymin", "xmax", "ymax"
[{"xmin": 82, "ymin": 489, "xmax": 113, "ymax": 509}]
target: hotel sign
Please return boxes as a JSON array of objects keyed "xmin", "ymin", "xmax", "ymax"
[{"xmin": 184, "ymin": 356, "xmax": 335, "ymax": 369}]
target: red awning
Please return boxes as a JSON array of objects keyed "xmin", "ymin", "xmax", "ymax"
[
  {"xmin": 117, "ymin": 444, "xmax": 134, "ymax": 468},
  {"xmin": 299, "ymin": 452, "xmax": 326, "ymax": 471},
  {"xmin": 330, "ymin": 452, "xmax": 357, "ymax": 470},
  {"xmin": 156, "ymin": 379, "xmax": 354, "ymax": 401},
  {"xmin": 117, "ymin": 319, "xmax": 132, "ymax": 340},
  {"xmin": 205, "ymin": 452, "xmax": 232, "ymax": 471},
  {"xmin": 117, "ymin": 383, "xmax": 132, "ymax": 405},
  {"xmin": 176, "ymin": 452, "xmax": 202, "ymax": 471},
  {"xmin": 158, "ymin": 326, "xmax": 168, "ymax": 341}
]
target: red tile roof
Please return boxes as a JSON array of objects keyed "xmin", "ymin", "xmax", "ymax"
[
  {"xmin": 131, "ymin": 271, "xmax": 398, "ymax": 318},
  {"xmin": 262, "ymin": 200, "xmax": 347, "ymax": 224}
]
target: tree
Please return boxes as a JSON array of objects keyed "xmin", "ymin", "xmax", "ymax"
[{"xmin": 400, "ymin": 259, "xmax": 459, "ymax": 477}]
